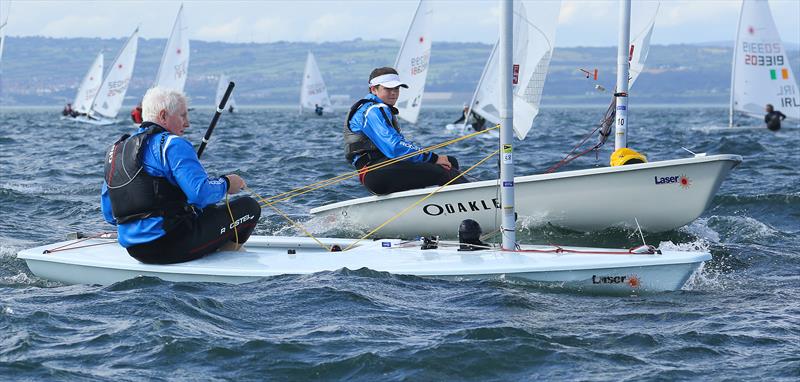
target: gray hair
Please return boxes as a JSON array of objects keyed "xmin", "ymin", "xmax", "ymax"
[{"xmin": 142, "ymin": 87, "xmax": 188, "ymax": 122}]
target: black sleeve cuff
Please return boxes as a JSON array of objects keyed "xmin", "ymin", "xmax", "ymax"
[
  {"xmin": 221, "ymin": 176, "xmax": 230, "ymax": 191},
  {"xmin": 428, "ymin": 153, "xmax": 439, "ymax": 163}
]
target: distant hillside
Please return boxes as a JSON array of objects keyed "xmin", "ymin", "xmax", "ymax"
[{"xmin": 0, "ymin": 36, "xmax": 798, "ymax": 106}]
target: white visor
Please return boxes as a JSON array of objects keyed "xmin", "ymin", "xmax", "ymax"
[{"xmin": 369, "ymin": 73, "xmax": 409, "ymax": 89}]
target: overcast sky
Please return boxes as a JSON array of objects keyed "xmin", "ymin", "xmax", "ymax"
[{"xmin": 2, "ymin": 0, "xmax": 799, "ymax": 47}]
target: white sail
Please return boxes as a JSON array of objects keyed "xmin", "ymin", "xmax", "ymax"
[
  {"xmin": 91, "ymin": 28, "xmax": 139, "ymax": 119},
  {"xmin": 215, "ymin": 73, "xmax": 236, "ymax": 110},
  {"xmin": 299, "ymin": 51, "xmax": 330, "ymax": 110},
  {"xmin": 154, "ymin": 4, "xmax": 189, "ymax": 92},
  {"xmin": 730, "ymin": 0, "xmax": 799, "ymax": 123},
  {"xmin": 0, "ymin": 0, "xmax": 9, "ymax": 75},
  {"xmin": 393, "ymin": 0, "xmax": 432, "ymax": 124},
  {"xmin": 470, "ymin": 0, "xmax": 560, "ymax": 140},
  {"xmin": 72, "ymin": 52, "xmax": 104, "ymax": 114},
  {"xmin": 628, "ymin": 1, "xmax": 659, "ymax": 87}
]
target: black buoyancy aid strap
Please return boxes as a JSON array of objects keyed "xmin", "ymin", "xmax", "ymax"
[{"xmin": 345, "ymin": 99, "xmax": 396, "ymax": 131}]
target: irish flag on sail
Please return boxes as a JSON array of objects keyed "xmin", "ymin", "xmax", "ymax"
[{"xmin": 730, "ymin": 0, "xmax": 799, "ymax": 124}]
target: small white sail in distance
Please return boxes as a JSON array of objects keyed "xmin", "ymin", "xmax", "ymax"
[
  {"xmin": 90, "ymin": 27, "xmax": 139, "ymax": 119},
  {"xmin": 72, "ymin": 52, "xmax": 104, "ymax": 114},
  {"xmin": 154, "ymin": 4, "xmax": 189, "ymax": 92},
  {"xmin": 469, "ymin": 0, "xmax": 560, "ymax": 140},
  {"xmin": 0, "ymin": 0, "xmax": 8, "ymax": 69},
  {"xmin": 215, "ymin": 73, "xmax": 236, "ymax": 110},
  {"xmin": 628, "ymin": 1, "xmax": 659, "ymax": 87},
  {"xmin": 394, "ymin": 0, "xmax": 432, "ymax": 124},
  {"xmin": 730, "ymin": 0, "xmax": 799, "ymax": 124},
  {"xmin": 299, "ymin": 51, "xmax": 331, "ymax": 111}
]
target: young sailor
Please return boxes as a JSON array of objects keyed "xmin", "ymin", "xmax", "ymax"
[
  {"xmin": 102, "ymin": 87, "xmax": 261, "ymax": 264},
  {"xmin": 314, "ymin": 103, "xmax": 324, "ymax": 116},
  {"xmin": 765, "ymin": 104, "xmax": 787, "ymax": 131},
  {"xmin": 345, "ymin": 67, "xmax": 468, "ymax": 195}
]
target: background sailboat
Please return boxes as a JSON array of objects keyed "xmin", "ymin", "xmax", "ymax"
[
  {"xmin": 393, "ymin": 0, "xmax": 432, "ymax": 124},
  {"xmin": 153, "ymin": 4, "xmax": 189, "ymax": 92},
  {"xmin": 0, "ymin": 0, "xmax": 9, "ymax": 84},
  {"xmin": 73, "ymin": 27, "xmax": 138, "ymax": 126},
  {"xmin": 299, "ymin": 51, "xmax": 330, "ymax": 114},
  {"xmin": 729, "ymin": 0, "xmax": 799, "ymax": 127},
  {"xmin": 458, "ymin": 0, "xmax": 558, "ymax": 140},
  {"xmin": 61, "ymin": 52, "xmax": 103, "ymax": 119}
]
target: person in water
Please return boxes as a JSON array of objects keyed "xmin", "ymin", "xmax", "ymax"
[
  {"xmin": 765, "ymin": 104, "xmax": 786, "ymax": 132},
  {"xmin": 102, "ymin": 87, "xmax": 261, "ymax": 264},
  {"xmin": 452, "ymin": 104, "xmax": 486, "ymax": 132},
  {"xmin": 315, "ymin": 103, "xmax": 324, "ymax": 116},
  {"xmin": 131, "ymin": 102, "xmax": 143, "ymax": 124},
  {"xmin": 344, "ymin": 67, "xmax": 468, "ymax": 195}
]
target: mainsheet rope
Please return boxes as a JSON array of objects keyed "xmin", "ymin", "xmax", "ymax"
[
  {"xmin": 256, "ymin": 124, "xmax": 501, "ymax": 207},
  {"xmin": 244, "ymin": 125, "xmax": 502, "ymax": 251}
]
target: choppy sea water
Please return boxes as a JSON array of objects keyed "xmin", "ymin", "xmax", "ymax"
[{"xmin": 0, "ymin": 106, "xmax": 798, "ymax": 380}]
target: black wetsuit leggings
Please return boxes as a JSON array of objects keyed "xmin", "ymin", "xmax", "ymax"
[
  {"xmin": 363, "ymin": 157, "xmax": 469, "ymax": 195},
  {"xmin": 127, "ymin": 196, "xmax": 262, "ymax": 264}
]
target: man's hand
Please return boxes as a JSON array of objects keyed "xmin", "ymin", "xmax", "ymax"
[
  {"xmin": 436, "ymin": 155, "xmax": 452, "ymax": 171},
  {"xmin": 225, "ymin": 174, "xmax": 246, "ymax": 194}
]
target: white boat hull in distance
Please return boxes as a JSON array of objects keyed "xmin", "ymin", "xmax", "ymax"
[
  {"xmin": 17, "ymin": 235, "xmax": 710, "ymax": 292},
  {"xmin": 311, "ymin": 154, "xmax": 742, "ymax": 236},
  {"xmin": 64, "ymin": 115, "xmax": 118, "ymax": 126}
]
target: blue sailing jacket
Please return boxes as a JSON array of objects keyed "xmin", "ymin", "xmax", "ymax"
[
  {"xmin": 101, "ymin": 127, "xmax": 228, "ymax": 248},
  {"xmin": 349, "ymin": 93, "xmax": 436, "ymax": 165}
]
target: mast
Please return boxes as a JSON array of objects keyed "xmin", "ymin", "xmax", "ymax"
[
  {"xmin": 499, "ymin": 0, "xmax": 515, "ymax": 250},
  {"xmin": 729, "ymin": 0, "xmax": 745, "ymax": 128},
  {"xmin": 614, "ymin": 0, "xmax": 631, "ymax": 151}
]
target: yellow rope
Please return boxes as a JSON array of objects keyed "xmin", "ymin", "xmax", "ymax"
[
  {"xmin": 342, "ymin": 148, "xmax": 500, "ymax": 251},
  {"xmin": 242, "ymin": 125, "xmax": 501, "ymax": 253},
  {"xmin": 246, "ymin": 185, "xmax": 332, "ymax": 251},
  {"xmin": 256, "ymin": 124, "xmax": 500, "ymax": 207},
  {"xmin": 224, "ymin": 193, "xmax": 240, "ymax": 250}
]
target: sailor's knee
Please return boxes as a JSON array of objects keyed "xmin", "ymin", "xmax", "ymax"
[{"xmin": 238, "ymin": 196, "xmax": 262, "ymax": 219}]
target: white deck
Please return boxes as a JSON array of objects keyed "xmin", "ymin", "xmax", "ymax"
[{"xmin": 18, "ymin": 235, "xmax": 710, "ymax": 292}]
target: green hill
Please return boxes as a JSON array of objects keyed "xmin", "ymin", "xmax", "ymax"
[{"xmin": 0, "ymin": 36, "xmax": 798, "ymax": 106}]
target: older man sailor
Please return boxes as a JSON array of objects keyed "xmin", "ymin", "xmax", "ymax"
[
  {"xmin": 101, "ymin": 87, "xmax": 261, "ymax": 264},
  {"xmin": 345, "ymin": 67, "xmax": 468, "ymax": 195}
]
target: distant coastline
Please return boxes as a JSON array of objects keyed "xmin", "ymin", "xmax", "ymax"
[{"xmin": 1, "ymin": 36, "xmax": 797, "ymax": 107}]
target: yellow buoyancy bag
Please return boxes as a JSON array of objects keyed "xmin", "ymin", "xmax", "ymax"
[{"xmin": 610, "ymin": 147, "xmax": 648, "ymax": 167}]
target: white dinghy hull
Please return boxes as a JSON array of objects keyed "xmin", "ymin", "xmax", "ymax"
[
  {"xmin": 18, "ymin": 235, "xmax": 709, "ymax": 292},
  {"xmin": 66, "ymin": 115, "xmax": 118, "ymax": 126},
  {"xmin": 311, "ymin": 154, "xmax": 741, "ymax": 237}
]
